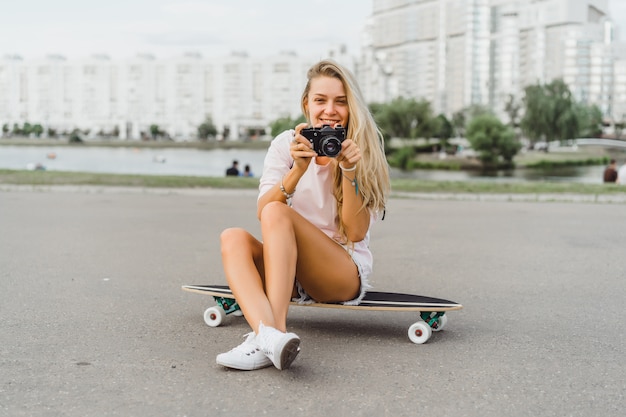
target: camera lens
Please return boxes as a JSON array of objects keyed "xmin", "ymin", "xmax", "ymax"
[{"xmin": 321, "ymin": 136, "xmax": 341, "ymax": 157}]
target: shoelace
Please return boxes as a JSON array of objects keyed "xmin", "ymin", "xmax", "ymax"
[
  {"xmin": 257, "ymin": 328, "xmax": 280, "ymax": 356},
  {"xmin": 230, "ymin": 333, "xmax": 262, "ymax": 356}
]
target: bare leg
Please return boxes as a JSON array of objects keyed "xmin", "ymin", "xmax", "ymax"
[
  {"xmin": 221, "ymin": 202, "xmax": 362, "ymax": 335},
  {"xmin": 220, "ymin": 223, "xmax": 313, "ymax": 371},
  {"xmin": 260, "ymin": 204, "xmax": 298, "ymax": 331},
  {"xmin": 220, "ymin": 227, "xmax": 274, "ymax": 333},
  {"xmin": 259, "ymin": 202, "xmax": 361, "ymax": 331}
]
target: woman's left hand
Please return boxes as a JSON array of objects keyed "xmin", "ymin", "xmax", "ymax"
[{"xmin": 337, "ymin": 139, "xmax": 361, "ymax": 169}]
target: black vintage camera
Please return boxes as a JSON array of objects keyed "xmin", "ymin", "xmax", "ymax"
[{"xmin": 300, "ymin": 125, "xmax": 346, "ymax": 157}]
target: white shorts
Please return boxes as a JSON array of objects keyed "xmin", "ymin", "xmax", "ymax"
[{"xmin": 292, "ymin": 249, "xmax": 372, "ymax": 306}]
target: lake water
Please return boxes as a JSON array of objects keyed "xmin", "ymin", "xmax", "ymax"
[
  {"xmin": 0, "ymin": 145, "xmax": 608, "ymax": 184},
  {"xmin": 0, "ymin": 146, "xmax": 267, "ymax": 178}
]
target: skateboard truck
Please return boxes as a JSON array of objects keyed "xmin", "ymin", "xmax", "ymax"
[
  {"xmin": 214, "ymin": 296, "xmax": 241, "ymax": 315},
  {"xmin": 421, "ymin": 311, "xmax": 446, "ymax": 330},
  {"xmin": 202, "ymin": 297, "xmax": 243, "ymax": 327},
  {"xmin": 406, "ymin": 312, "xmax": 449, "ymax": 343}
]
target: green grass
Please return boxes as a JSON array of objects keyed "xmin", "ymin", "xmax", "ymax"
[
  {"xmin": 389, "ymin": 178, "xmax": 623, "ymax": 195},
  {"xmin": 524, "ymin": 157, "xmax": 608, "ymax": 169},
  {"xmin": 0, "ymin": 169, "xmax": 260, "ymax": 189},
  {"xmin": 2, "ymin": 168, "xmax": 625, "ymax": 196}
]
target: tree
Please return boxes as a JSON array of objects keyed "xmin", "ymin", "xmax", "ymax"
[
  {"xmin": 69, "ymin": 129, "xmax": 83, "ymax": 143},
  {"xmin": 411, "ymin": 99, "xmax": 440, "ymax": 139},
  {"xmin": 575, "ymin": 103, "xmax": 603, "ymax": 138},
  {"xmin": 149, "ymin": 124, "xmax": 166, "ymax": 140},
  {"xmin": 504, "ymin": 94, "xmax": 521, "ymax": 128},
  {"xmin": 371, "ymin": 98, "xmax": 410, "ymax": 138},
  {"xmin": 521, "ymin": 79, "xmax": 579, "ymax": 149},
  {"xmin": 615, "ymin": 116, "xmax": 625, "ymax": 139},
  {"xmin": 451, "ymin": 104, "xmax": 492, "ymax": 138},
  {"xmin": 434, "ymin": 114, "xmax": 453, "ymax": 140},
  {"xmin": 466, "ymin": 114, "xmax": 521, "ymax": 168},
  {"xmin": 32, "ymin": 124, "xmax": 44, "ymax": 137},
  {"xmin": 197, "ymin": 116, "xmax": 218, "ymax": 140},
  {"xmin": 432, "ymin": 114, "xmax": 453, "ymax": 151},
  {"xmin": 269, "ymin": 115, "xmax": 306, "ymax": 137},
  {"xmin": 21, "ymin": 122, "xmax": 33, "ymax": 137},
  {"xmin": 451, "ymin": 110, "xmax": 466, "ymax": 138},
  {"xmin": 369, "ymin": 97, "xmax": 439, "ymax": 140},
  {"xmin": 466, "ymin": 104, "xmax": 493, "ymax": 119}
]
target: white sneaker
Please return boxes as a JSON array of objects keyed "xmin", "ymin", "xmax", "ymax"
[
  {"xmin": 216, "ymin": 333, "xmax": 272, "ymax": 371},
  {"xmin": 257, "ymin": 323, "xmax": 300, "ymax": 370}
]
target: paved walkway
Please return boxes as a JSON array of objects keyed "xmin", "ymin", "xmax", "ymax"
[
  {"xmin": 3, "ymin": 183, "xmax": 626, "ymax": 203},
  {"xmin": 1, "ymin": 187, "xmax": 625, "ymax": 416}
]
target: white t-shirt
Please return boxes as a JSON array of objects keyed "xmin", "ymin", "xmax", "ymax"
[
  {"xmin": 258, "ymin": 129, "xmax": 376, "ymax": 280},
  {"xmin": 618, "ymin": 164, "xmax": 626, "ymax": 185}
]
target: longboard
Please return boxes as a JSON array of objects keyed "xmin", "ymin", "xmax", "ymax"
[{"xmin": 182, "ymin": 284, "xmax": 462, "ymax": 344}]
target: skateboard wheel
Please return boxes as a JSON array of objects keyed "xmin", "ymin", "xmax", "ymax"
[
  {"xmin": 203, "ymin": 306, "xmax": 225, "ymax": 327},
  {"xmin": 408, "ymin": 321, "xmax": 432, "ymax": 344},
  {"xmin": 432, "ymin": 314, "xmax": 448, "ymax": 332}
]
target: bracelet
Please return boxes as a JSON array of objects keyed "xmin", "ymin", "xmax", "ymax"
[
  {"xmin": 339, "ymin": 162, "xmax": 356, "ymax": 171},
  {"xmin": 280, "ymin": 175, "xmax": 295, "ymax": 206},
  {"xmin": 342, "ymin": 173, "xmax": 359, "ymax": 196}
]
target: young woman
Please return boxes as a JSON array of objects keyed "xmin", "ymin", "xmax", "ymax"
[{"xmin": 217, "ymin": 59, "xmax": 390, "ymax": 370}]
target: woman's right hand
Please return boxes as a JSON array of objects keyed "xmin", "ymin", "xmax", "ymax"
[{"xmin": 291, "ymin": 123, "xmax": 317, "ymax": 172}]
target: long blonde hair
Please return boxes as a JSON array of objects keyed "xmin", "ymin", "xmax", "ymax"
[{"xmin": 300, "ymin": 59, "xmax": 390, "ymax": 242}]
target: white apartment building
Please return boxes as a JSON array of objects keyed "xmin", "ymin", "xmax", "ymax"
[
  {"xmin": 3, "ymin": 1, "xmax": 624, "ymax": 138},
  {"xmin": 361, "ymin": 0, "xmax": 624, "ymax": 123},
  {"xmin": 0, "ymin": 51, "xmax": 340, "ymax": 140},
  {"xmin": 360, "ymin": 0, "xmax": 491, "ymax": 116},
  {"xmin": 613, "ymin": 44, "xmax": 626, "ymax": 123},
  {"xmin": 497, "ymin": 0, "xmax": 615, "ymax": 117}
]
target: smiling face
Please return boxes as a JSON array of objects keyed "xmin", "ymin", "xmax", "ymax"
[{"xmin": 304, "ymin": 76, "xmax": 349, "ymax": 129}]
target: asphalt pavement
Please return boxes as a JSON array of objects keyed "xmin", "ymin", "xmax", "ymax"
[{"xmin": 1, "ymin": 186, "xmax": 625, "ymax": 417}]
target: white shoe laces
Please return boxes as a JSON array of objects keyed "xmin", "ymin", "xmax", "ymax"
[
  {"xmin": 257, "ymin": 326, "xmax": 275, "ymax": 355},
  {"xmin": 231, "ymin": 332, "xmax": 262, "ymax": 356}
]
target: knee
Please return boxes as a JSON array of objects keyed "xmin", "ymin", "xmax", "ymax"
[
  {"xmin": 220, "ymin": 227, "xmax": 249, "ymax": 256},
  {"xmin": 259, "ymin": 201, "xmax": 291, "ymax": 227}
]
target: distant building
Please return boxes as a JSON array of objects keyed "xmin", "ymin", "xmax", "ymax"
[
  {"xmin": 3, "ymin": 0, "xmax": 625, "ymax": 138},
  {"xmin": 612, "ymin": 44, "xmax": 626, "ymax": 125},
  {"xmin": 360, "ymin": 0, "xmax": 624, "ymax": 123},
  {"xmin": 0, "ymin": 49, "xmax": 355, "ymax": 140}
]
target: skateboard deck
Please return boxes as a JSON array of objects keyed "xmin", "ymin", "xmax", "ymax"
[{"xmin": 182, "ymin": 284, "xmax": 462, "ymax": 344}]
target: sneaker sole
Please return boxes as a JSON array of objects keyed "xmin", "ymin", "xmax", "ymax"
[
  {"xmin": 216, "ymin": 354, "xmax": 272, "ymax": 371},
  {"xmin": 278, "ymin": 338, "xmax": 301, "ymax": 370},
  {"xmin": 216, "ymin": 357, "xmax": 272, "ymax": 371}
]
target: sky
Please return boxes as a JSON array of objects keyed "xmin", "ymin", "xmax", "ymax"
[
  {"xmin": 1, "ymin": 0, "xmax": 372, "ymax": 60},
  {"xmin": 1, "ymin": 0, "xmax": 625, "ymax": 60}
]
